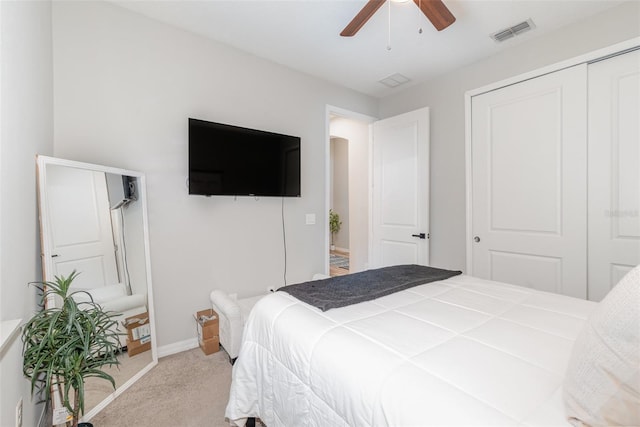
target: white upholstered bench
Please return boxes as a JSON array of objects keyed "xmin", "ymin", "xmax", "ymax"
[
  {"xmin": 210, "ymin": 273, "xmax": 330, "ymax": 363},
  {"xmin": 72, "ymin": 283, "xmax": 147, "ymax": 348}
]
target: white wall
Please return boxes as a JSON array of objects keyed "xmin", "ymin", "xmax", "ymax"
[
  {"xmin": 52, "ymin": 1, "xmax": 378, "ymax": 348},
  {"xmin": 0, "ymin": 1, "xmax": 53, "ymax": 426},
  {"xmin": 379, "ymin": 1, "xmax": 640, "ymax": 272},
  {"xmin": 330, "ymin": 138, "xmax": 349, "ymax": 251},
  {"xmin": 330, "ymin": 116, "xmax": 372, "ymax": 272},
  {"xmin": 48, "ymin": 0, "xmax": 639, "ymax": 354},
  {"xmin": 106, "ymin": 173, "xmax": 148, "ymax": 295},
  {"xmin": 0, "ymin": 1, "xmax": 634, "ymax": 422}
]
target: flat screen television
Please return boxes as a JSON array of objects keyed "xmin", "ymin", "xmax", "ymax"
[{"xmin": 189, "ymin": 118, "xmax": 301, "ymax": 197}]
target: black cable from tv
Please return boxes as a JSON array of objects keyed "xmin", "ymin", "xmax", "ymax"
[{"xmin": 281, "ymin": 196, "xmax": 287, "ymax": 287}]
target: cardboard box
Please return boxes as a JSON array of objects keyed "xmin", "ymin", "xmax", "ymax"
[
  {"xmin": 195, "ymin": 308, "xmax": 219, "ymax": 341},
  {"xmin": 195, "ymin": 308, "xmax": 219, "ymax": 355},
  {"xmin": 127, "ymin": 337, "xmax": 151, "ymax": 357},
  {"xmin": 200, "ymin": 336, "xmax": 220, "ymax": 355},
  {"xmin": 123, "ymin": 312, "xmax": 151, "ymax": 357}
]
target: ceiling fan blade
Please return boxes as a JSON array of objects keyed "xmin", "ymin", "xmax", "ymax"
[
  {"xmin": 340, "ymin": 0, "xmax": 386, "ymax": 37},
  {"xmin": 413, "ymin": 0, "xmax": 456, "ymax": 31}
]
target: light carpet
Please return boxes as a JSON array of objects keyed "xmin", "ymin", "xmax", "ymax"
[
  {"xmin": 90, "ymin": 348, "xmax": 232, "ymax": 426},
  {"xmin": 84, "ymin": 350, "xmax": 153, "ymax": 412}
]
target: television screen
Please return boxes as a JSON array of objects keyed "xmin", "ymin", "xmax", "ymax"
[{"xmin": 189, "ymin": 118, "xmax": 301, "ymax": 197}]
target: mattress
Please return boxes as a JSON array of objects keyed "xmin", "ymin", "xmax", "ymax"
[{"xmin": 226, "ymin": 274, "xmax": 596, "ymax": 426}]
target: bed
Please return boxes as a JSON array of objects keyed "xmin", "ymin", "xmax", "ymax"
[{"xmin": 225, "ymin": 267, "xmax": 639, "ymax": 426}]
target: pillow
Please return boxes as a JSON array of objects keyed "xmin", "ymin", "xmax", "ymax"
[{"xmin": 563, "ymin": 265, "xmax": 640, "ymax": 426}]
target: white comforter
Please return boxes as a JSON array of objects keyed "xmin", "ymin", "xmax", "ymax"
[{"xmin": 226, "ymin": 274, "xmax": 596, "ymax": 426}]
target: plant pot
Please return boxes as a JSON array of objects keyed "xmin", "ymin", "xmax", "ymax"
[{"xmin": 78, "ymin": 423, "xmax": 94, "ymax": 427}]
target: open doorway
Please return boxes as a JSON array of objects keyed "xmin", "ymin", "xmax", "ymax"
[
  {"xmin": 327, "ymin": 107, "xmax": 376, "ymax": 276},
  {"xmin": 325, "ymin": 106, "xmax": 430, "ymax": 276},
  {"xmin": 330, "ymin": 137, "xmax": 350, "ymax": 276}
]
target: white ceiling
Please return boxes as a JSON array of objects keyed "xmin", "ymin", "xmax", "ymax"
[{"xmin": 112, "ymin": 0, "xmax": 625, "ymax": 98}]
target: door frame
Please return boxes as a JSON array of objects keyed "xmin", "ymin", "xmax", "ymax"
[
  {"xmin": 325, "ymin": 105, "xmax": 377, "ymax": 275},
  {"xmin": 464, "ymin": 37, "xmax": 640, "ymax": 275}
]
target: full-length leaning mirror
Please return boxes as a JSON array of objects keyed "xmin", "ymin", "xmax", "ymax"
[{"xmin": 36, "ymin": 155, "xmax": 157, "ymax": 422}]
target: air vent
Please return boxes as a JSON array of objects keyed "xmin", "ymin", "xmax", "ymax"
[
  {"xmin": 379, "ymin": 73, "xmax": 411, "ymax": 88},
  {"xmin": 490, "ymin": 19, "xmax": 536, "ymax": 43}
]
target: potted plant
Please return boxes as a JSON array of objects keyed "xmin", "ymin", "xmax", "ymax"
[
  {"xmin": 22, "ymin": 271, "xmax": 122, "ymax": 427},
  {"xmin": 329, "ymin": 209, "xmax": 342, "ymax": 250}
]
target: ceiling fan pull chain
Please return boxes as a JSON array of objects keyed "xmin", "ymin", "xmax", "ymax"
[
  {"xmin": 418, "ymin": 0, "xmax": 423, "ymax": 34},
  {"xmin": 387, "ymin": 0, "xmax": 392, "ymax": 51}
]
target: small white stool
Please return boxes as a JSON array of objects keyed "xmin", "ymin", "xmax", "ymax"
[
  {"xmin": 210, "ymin": 273, "xmax": 330, "ymax": 363},
  {"xmin": 209, "ymin": 291, "xmax": 265, "ymax": 362}
]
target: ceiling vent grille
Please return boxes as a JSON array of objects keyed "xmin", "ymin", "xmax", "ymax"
[
  {"xmin": 490, "ymin": 19, "xmax": 536, "ymax": 43},
  {"xmin": 379, "ymin": 73, "xmax": 411, "ymax": 88}
]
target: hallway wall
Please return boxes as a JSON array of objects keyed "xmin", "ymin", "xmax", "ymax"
[
  {"xmin": 330, "ymin": 115, "xmax": 373, "ymax": 272},
  {"xmin": 330, "ymin": 137, "xmax": 349, "ymax": 251}
]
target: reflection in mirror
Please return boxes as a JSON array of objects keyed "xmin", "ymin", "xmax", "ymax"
[{"xmin": 36, "ymin": 155, "xmax": 157, "ymax": 422}]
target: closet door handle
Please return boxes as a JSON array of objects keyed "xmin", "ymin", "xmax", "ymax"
[{"xmin": 412, "ymin": 233, "xmax": 426, "ymax": 239}]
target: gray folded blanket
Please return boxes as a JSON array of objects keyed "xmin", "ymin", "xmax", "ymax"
[{"xmin": 280, "ymin": 264, "xmax": 462, "ymax": 311}]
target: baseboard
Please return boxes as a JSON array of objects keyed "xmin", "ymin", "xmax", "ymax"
[
  {"xmin": 157, "ymin": 338, "xmax": 198, "ymax": 358},
  {"xmin": 333, "ymin": 247, "xmax": 350, "ymax": 254}
]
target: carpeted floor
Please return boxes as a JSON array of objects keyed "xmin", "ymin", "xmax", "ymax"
[
  {"xmin": 89, "ymin": 348, "xmax": 232, "ymax": 426},
  {"xmin": 84, "ymin": 350, "xmax": 153, "ymax": 412}
]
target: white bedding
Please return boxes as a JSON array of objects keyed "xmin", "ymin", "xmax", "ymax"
[{"xmin": 226, "ymin": 274, "xmax": 596, "ymax": 426}]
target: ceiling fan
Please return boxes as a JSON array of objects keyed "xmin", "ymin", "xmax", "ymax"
[{"xmin": 341, "ymin": 0, "xmax": 456, "ymax": 37}]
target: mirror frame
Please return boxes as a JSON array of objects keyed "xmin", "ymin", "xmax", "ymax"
[{"xmin": 36, "ymin": 155, "xmax": 158, "ymax": 422}]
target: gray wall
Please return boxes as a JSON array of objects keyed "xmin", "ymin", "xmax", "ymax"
[
  {"xmin": 330, "ymin": 115, "xmax": 373, "ymax": 273},
  {"xmin": 1, "ymin": 9, "xmax": 638, "ymax": 425},
  {"xmin": 379, "ymin": 1, "xmax": 640, "ymax": 272},
  {"xmin": 330, "ymin": 138, "xmax": 350, "ymax": 251},
  {"xmin": 52, "ymin": 0, "xmax": 378, "ymax": 349},
  {"xmin": 0, "ymin": 1, "xmax": 53, "ymax": 426}
]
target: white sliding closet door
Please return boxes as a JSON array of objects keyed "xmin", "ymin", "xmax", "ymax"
[
  {"xmin": 471, "ymin": 65, "xmax": 588, "ymax": 298},
  {"xmin": 588, "ymin": 50, "xmax": 640, "ymax": 301}
]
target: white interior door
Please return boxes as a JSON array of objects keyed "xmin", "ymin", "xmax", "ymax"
[
  {"xmin": 471, "ymin": 65, "xmax": 588, "ymax": 298},
  {"xmin": 45, "ymin": 165, "xmax": 119, "ymax": 289},
  {"xmin": 588, "ymin": 50, "xmax": 640, "ymax": 301},
  {"xmin": 371, "ymin": 107, "xmax": 429, "ymax": 267}
]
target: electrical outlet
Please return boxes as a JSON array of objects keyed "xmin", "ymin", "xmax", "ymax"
[{"xmin": 15, "ymin": 398, "xmax": 22, "ymax": 427}]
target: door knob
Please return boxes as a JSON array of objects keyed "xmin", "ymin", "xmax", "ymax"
[
  {"xmin": 412, "ymin": 233, "xmax": 426, "ymax": 239},
  {"xmin": 51, "ymin": 254, "xmax": 60, "ymax": 258},
  {"xmin": 473, "ymin": 236, "xmax": 480, "ymax": 243}
]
